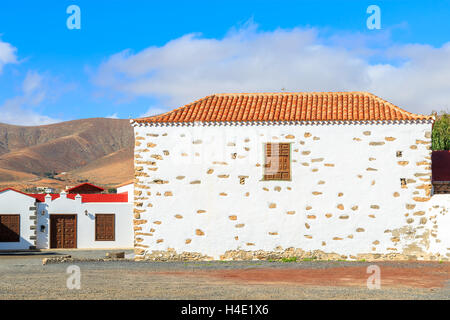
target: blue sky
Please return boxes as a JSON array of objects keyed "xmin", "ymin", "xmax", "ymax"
[{"xmin": 0, "ymin": 0, "xmax": 449, "ymax": 125}]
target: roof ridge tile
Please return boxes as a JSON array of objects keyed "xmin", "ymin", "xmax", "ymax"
[{"xmin": 133, "ymin": 92, "xmax": 433, "ymax": 123}]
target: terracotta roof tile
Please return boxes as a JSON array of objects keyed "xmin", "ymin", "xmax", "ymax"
[{"xmin": 134, "ymin": 92, "xmax": 433, "ymax": 124}]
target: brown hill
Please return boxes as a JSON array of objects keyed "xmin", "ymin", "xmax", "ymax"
[
  {"xmin": 0, "ymin": 118, "xmax": 134, "ymax": 191},
  {"xmin": 69, "ymin": 147, "xmax": 134, "ymax": 185}
]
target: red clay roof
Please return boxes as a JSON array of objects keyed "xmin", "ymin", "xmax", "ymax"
[
  {"xmin": 133, "ymin": 92, "xmax": 433, "ymax": 123},
  {"xmin": 432, "ymin": 151, "xmax": 450, "ymax": 181}
]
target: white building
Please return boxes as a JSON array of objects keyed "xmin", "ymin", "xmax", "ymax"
[
  {"xmin": 36, "ymin": 187, "xmax": 55, "ymax": 194},
  {"xmin": 0, "ymin": 184, "xmax": 133, "ymax": 250},
  {"xmin": 117, "ymin": 181, "xmax": 134, "ymax": 203},
  {"xmin": 0, "ymin": 188, "xmax": 38, "ymax": 250},
  {"xmin": 130, "ymin": 92, "xmax": 449, "ymax": 261}
]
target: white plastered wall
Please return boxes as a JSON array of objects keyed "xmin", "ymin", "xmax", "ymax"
[
  {"xmin": 117, "ymin": 184, "xmax": 134, "ymax": 203},
  {"xmin": 36, "ymin": 193, "xmax": 133, "ymax": 249},
  {"xmin": 0, "ymin": 190, "xmax": 37, "ymax": 250},
  {"xmin": 133, "ymin": 122, "xmax": 449, "ymax": 260}
]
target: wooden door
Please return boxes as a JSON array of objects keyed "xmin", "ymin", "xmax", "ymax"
[
  {"xmin": 0, "ymin": 215, "xmax": 20, "ymax": 242},
  {"xmin": 50, "ymin": 215, "xmax": 77, "ymax": 248}
]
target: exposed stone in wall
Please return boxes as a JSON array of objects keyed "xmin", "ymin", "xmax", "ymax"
[
  {"xmin": 132, "ymin": 123, "xmax": 445, "ymax": 262},
  {"xmin": 129, "ymin": 247, "xmax": 449, "ymax": 262},
  {"xmin": 143, "ymin": 249, "xmax": 214, "ymax": 261}
]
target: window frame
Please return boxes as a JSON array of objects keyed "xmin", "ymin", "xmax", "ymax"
[
  {"xmin": 0, "ymin": 214, "xmax": 20, "ymax": 243},
  {"xmin": 261, "ymin": 142, "xmax": 292, "ymax": 181},
  {"xmin": 95, "ymin": 213, "xmax": 115, "ymax": 241}
]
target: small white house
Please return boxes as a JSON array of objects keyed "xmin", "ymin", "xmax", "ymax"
[
  {"xmin": 130, "ymin": 92, "xmax": 449, "ymax": 261},
  {"xmin": 117, "ymin": 181, "xmax": 134, "ymax": 203},
  {"xmin": 36, "ymin": 187, "xmax": 55, "ymax": 194},
  {"xmin": 0, "ymin": 184, "xmax": 134, "ymax": 250},
  {"xmin": 0, "ymin": 188, "xmax": 38, "ymax": 250}
]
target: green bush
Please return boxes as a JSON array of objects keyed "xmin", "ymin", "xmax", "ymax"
[
  {"xmin": 281, "ymin": 257, "xmax": 297, "ymax": 262},
  {"xmin": 432, "ymin": 112, "xmax": 450, "ymax": 150},
  {"xmin": 108, "ymin": 188, "xmax": 117, "ymax": 194}
]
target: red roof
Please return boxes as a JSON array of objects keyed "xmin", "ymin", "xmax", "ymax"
[
  {"xmin": 1, "ymin": 186, "xmax": 128, "ymax": 203},
  {"xmin": 28, "ymin": 192, "xmax": 129, "ymax": 203},
  {"xmin": 66, "ymin": 183, "xmax": 105, "ymax": 194},
  {"xmin": 432, "ymin": 151, "xmax": 450, "ymax": 181},
  {"xmin": 133, "ymin": 92, "xmax": 433, "ymax": 124},
  {"xmin": 0, "ymin": 187, "xmax": 36, "ymax": 198}
]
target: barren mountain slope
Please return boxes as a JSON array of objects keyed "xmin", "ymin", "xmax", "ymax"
[
  {"xmin": 0, "ymin": 118, "xmax": 134, "ymax": 190},
  {"xmin": 68, "ymin": 147, "xmax": 134, "ymax": 185}
]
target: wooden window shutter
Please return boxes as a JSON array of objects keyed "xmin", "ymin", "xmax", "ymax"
[
  {"xmin": 264, "ymin": 143, "xmax": 291, "ymax": 180},
  {"xmin": 95, "ymin": 214, "xmax": 115, "ymax": 241},
  {"xmin": 0, "ymin": 215, "xmax": 20, "ymax": 242}
]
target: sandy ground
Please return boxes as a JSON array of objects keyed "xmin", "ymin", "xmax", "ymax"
[{"xmin": 0, "ymin": 250, "xmax": 449, "ymax": 300}]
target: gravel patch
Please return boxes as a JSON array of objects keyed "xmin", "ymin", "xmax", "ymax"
[{"xmin": 0, "ymin": 251, "xmax": 448, "ymax": 300}]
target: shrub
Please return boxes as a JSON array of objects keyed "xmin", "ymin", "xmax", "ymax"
[
  {"xmin": 432, "ymin": 111, "xmax": 450, "ymax": 150},
  {"xmin": 108, "ymin": 188, "xmax": 117, "ymax": 194}
]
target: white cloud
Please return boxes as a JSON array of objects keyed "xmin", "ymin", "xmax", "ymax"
[
  {"xmin": 0, "ymin": 39, "xmax": 18, "ymax": 73},
  {"xmin": 93, "ymin": 23, "xmax": 450, "ymax": 115},
  {"xmin": 106, "ymin": 112, "xmax": 119, "ymax": 119},
  {"xmin": 0, "ymin": 39, "xmax": 62, "ymax": 126},
  {"xmin": 140, "ymin": 107, "xmax": 170, "ymax": 118},
  {"xmin": 0, "ymin": 71, "xmax": 61, "ymax": 126}
]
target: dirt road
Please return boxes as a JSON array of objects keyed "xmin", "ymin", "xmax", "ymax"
[{"xmin": 0, "ymin": 250, "xmax": 448, "ymax": 299}]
